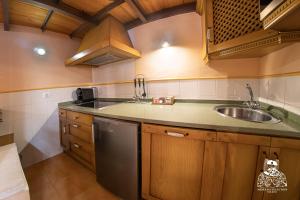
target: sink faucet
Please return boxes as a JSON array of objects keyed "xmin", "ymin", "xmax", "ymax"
[{"xmin": 245, "ymin": 83, "xmax": 260, "ymax": 109}]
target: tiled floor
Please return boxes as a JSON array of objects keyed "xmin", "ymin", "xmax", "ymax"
[{"xmin": 24, "ymin": 153, "xmax": 121, "ymax": 200}]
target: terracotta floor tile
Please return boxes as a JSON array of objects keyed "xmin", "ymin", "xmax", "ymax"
[
  {"xmin": 24, "ymin": 153, "xmax": 121, "ymax": 200},
  {"xmin": 53, "ymin": 176, "xmax": 84, "ymax": 200},
  {"xmin": 68, "ymin": 170, "xmax": 98, "ymax": 191},
  {"xmin": 27, "ymin": 175, "xmax": 51, "ymax": 194},
  {"xmin": 73, "ymin": 184, "xmax": 121, "ymax": 200},
  {"xmin": 24, "ymin": 162, "xmax": 50, "ymax": 182},
  {"xmin": 30, "ymin": 184, "xmax": 59, "ymax": 200}
]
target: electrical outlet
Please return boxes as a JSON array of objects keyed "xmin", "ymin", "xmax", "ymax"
[{"xmin": 42, "ymin": 92, "xmax": 50, "ymax": 98}]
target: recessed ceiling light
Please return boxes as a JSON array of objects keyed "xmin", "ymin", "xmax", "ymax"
[
  {"xmin": 161, "ymin": 42, "xmax": 170, "ymax": 48},
  {"xmin": 34, "ymin": 47, "xmax": 46, "ymax": 56}
]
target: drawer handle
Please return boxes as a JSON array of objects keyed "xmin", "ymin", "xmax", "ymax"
[
  {"xmin": 73, "ymin": 143, "xmax": 80, "ymax": 148},
  {"xmin": 92, "ymin": 123, "xmax": 95, "ymax": 144},
  {"xmin": 60, "ymin": 112, "xmax": 64, "ymax": 115},
  {"xmin": 165, "ymin": 131, "xmax": 188, "ymax": 137},
  {"xmin": 73, "ymin": 116, "xmax": 79, "ymax": 120},
  {"xmin": 72, "ymin": 124, "xmax": 80, "ymax": 128}
]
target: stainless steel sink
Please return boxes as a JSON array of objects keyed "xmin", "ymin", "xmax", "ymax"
[{"xmin": 215, "ymin": 105, "xmax": 281, "ymax": 123}]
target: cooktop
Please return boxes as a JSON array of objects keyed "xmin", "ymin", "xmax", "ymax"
[{"xmin": 76, "ymin": 100, "xmax": 119, "ymax": 109}]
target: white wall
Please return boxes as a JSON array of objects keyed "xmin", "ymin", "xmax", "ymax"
[{"xmin": 0, "ymin": 87, "xmax": 76, "ymax": 167}]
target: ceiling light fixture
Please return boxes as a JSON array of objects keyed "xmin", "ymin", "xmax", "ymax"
[
  {"xmin": 161, "ymin": 41, "xmax": 170, "ymax": 48},
  {"xmin": 34, "ymin": 47, "xmax": 46, "ymax": 56}
]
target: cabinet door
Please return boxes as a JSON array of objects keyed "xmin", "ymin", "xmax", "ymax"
[
  {"xmin": 142, "ymin": 124, "xmax": 216, "ymax": 200},
  {"xmin": 197, "ymin": 0, "xmax": 212, "ymax": 63},
  {"xmin": 210, "ymin": 132, "xmax": 271, "ymax": 200},
  {"xmin": 59, "ymin": 119, "xmax": 69, "ymax": 151},
  {"xmin": 263, "ymin": 138, "xmax": 300, "ymax": 200}
]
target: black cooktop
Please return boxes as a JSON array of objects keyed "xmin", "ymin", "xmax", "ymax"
[{"xmin": 76, "ymin": 100, "xmax": 119, "ymax": 109}]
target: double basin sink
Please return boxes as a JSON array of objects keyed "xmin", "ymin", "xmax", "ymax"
[{"xmin": 215, "ymin": 105, "xmax": 281, "ymax": 123}]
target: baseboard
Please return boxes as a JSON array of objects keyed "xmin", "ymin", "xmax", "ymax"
[{"xmin": 0, "ymin": 134, "xmax": 14, "ymax": 147}]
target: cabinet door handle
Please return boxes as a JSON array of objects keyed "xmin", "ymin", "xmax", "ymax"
[
  {"xmin": 165, "ymin": 131, "xmax": 188, "ymax": 137},
  {"xmin": 92, "ymin": 123, "xmax": 95, "ymax": 144},
  {"xmin": 63, "ymin": 126, "xmax": 66, "ymax": 133},
  {"xmin": 73, "ymin": 143, "xmax": 80, "ymax": 148},
  {"xmin": 72, "ymin": 124, "xmax": 80, "ymax": 128},
  {"xmin": 73, "ymin": 116, "xmax": 79, "ymax": 120}
]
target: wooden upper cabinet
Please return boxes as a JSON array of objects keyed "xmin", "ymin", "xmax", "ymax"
[
  {"xmin": 197, "ymin": 0, "xmax": 300, "ymax": 61},
  {"xmin": 197, "ymin": 0, "xmax": 210, "ymax": 63},
  {"xmin": 142, "ymin": 124, "xmax": 216, "ymax": 200},
  {"xmin": 262, "ymin": 0, "xmax": 300, "ymax": 31}
]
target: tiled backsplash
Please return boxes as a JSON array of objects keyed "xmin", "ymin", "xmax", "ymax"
[
  {"xmin": 96, "ymin": 76, "xmax": 299, "ymax": 115},
  {"xmin": 96, "ymin": 79, "xmax": 260, "ymax": 101},
  {"xmin": 259, "ymin": 76, "xmax": 300, "ymax": 115}
]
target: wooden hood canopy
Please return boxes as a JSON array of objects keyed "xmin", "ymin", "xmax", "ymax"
[{"xmin": 65, "ymin": 15, "xmax": 141, "ymax": 66}]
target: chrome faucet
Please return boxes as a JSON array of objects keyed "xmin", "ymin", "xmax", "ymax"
[{"xmin": 245, "ymin": 83, "xmax": 260, "ymax": 109}]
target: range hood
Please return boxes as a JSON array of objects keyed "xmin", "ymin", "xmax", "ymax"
[{"xmin": 65, "ymin": 15, "xmax": 141, "ymax": 66}]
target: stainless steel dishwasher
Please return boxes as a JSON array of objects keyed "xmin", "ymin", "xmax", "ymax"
[{"xmin": 93, "ymin": 117, "xmax": 141, "ymax": 200}]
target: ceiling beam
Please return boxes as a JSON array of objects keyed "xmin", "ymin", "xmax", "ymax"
[
  {"xmin": 1, "ymin": 0, "xmax": 10, "ymax": 31},
  {"xmin": 69, "ymin": 23, "xmax": 94, "ymax": 38},
  {"xmin": 125, "ymin": 2, "xmax": 196, "ymax": 30},
  {"xmin": 20, "ymin": 0, "xmax": 96, "ymax": 24},
  {"xmin": 93, "ymin": 0, "xmax": 124, "ymax": 21},
  {"xmin": 125, "ymin": 0, "xmax": 147, "ymax": 22},
  {"xmin": 69, "ymin": 0, "xmax": 125, "ymax": 38},
  {"xmin": 41, "ymin": 9, "xmax": 53, "ymax": 32}
]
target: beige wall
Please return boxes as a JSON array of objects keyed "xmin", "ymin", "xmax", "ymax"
[
  {"xmin": 94, "ymin": 13, "xmax": 261, "ymax": 83},
  {"xmin": 259, "ymin": 43, "xmax": 300, "ymax": 76},
  {"xmin": 94, "ymin": 13, "xmax": 300, "ymax": 84},
  {"xmin": 0, "ymin": 25, "xmax": 92, "ymax": 92},
  {"xmin": 0, "ymin": 25, "xmax": 92, "ymax": 166},
  {"xmin": 127, "ymin": 13, "xmax": 260, "ymax": 81}
]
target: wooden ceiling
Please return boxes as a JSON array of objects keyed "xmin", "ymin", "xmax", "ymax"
[{"xmin": 0, "ymin": 0, "xmax": 196, "ymax": 38}]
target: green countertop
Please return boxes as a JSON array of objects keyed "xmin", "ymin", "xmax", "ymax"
[{"xmin": 59, "ymin": 101, "xmax": 300, "ymax": 139}]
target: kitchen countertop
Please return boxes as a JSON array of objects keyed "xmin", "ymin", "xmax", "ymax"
[{"xmin": 59, "ymin": 101, "xmax": 300, "ymax": 139}]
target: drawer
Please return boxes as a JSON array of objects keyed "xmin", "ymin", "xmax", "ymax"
[
  {"xmin": 59, "ymin": 109, "xmax": 67, "ymax": 120},
  {"xmin": 67, "ymin": 111, "xmax": 92, "ymax": 125},
  {"xmin": 70, "ymin": 140, "xmax": 92, "ymax": 163},
  {"xmin": 69, "ymin": 123, "xmax": 92, "ymax": 143},
  {"xmin": 69, "ymin": 135, "xmax": 93, "ymax": 154},
  {"xmin": 142, "ymin": 124, "xmax": 216, "ymax": 141}
]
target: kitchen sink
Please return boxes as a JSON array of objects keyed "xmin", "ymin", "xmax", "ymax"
[{"xmin": 215, "ymin": 105, "xmax": 281, "ymax": 123}]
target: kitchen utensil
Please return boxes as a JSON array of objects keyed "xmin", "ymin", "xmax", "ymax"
[
  {"xmin": 134, "ymin": 78, "xmax": 137, "ymax": 98},
  {"xmin": 142, "ymin": 78, "xmax": 146, "ymax": 98},
  {"xmin": 138, "ymin": 78, "xmax": 141, "ymax": 97}
]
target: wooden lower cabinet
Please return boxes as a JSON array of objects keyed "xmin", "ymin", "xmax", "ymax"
[
  {"xmin": 59, "ymin": 119, "xmax": 69, "ymax": 151},
  {"xmin": 208, "ymin": 132, "xmax": 271, "ymax": 200},
  {"xmin": 263, "ymin": 138, "xmax": 300, "ymax": 200},
  {"xmin": 142, "ymin": 124, "xmax": 217, "ymax": 200},
  {"xmin": 59, "ymin": 109, "xmax": 95, "ymax": 172},
  {"xmin": 142, "ymin": 124, "xmax": 300, "ymax": 200}
]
